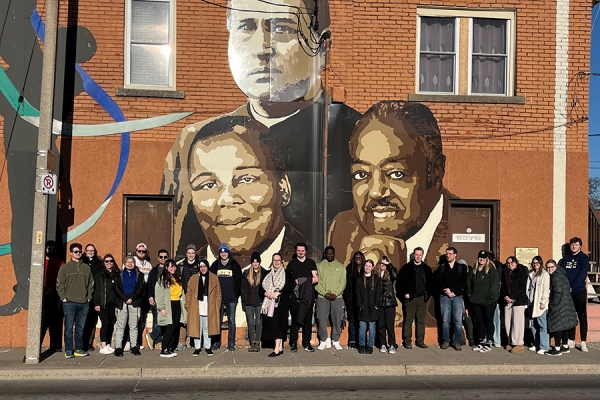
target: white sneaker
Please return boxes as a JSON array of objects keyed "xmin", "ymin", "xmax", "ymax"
[
  {"xmin": 332, "ymin": 341, "xmax": 343, "ymax": 350},
  {"xmin": 537, "ymin": 349, "xmax": 547, "ymax": 355},
  {"xmin": 580, "ymin": 341, "xmax": 589, "ymax": 352},
  {"xmin": 568, "ymin": 339, "xmax": 575, "ymax": 349},
  {"xmin": 325, "ymin": 338, "xmax": 331, "ymax": 349},
  {"xmin": 99, "ymin": 346, "xmax": 112, "ymax": 355},
  {"xmin": 380, "ymin": 345, "xmax": 388, "ymax": 353},
  {"xmin": 139, "ymin": 345, "xmax": 145, "ymax": 350},
  {"xmin": 388, "ymin": 347, "xmax": 397, "ymax": 354},
  {"xmin": 124, "ymin": 342, "xmax": 131, "ymax": 352},
  {"xmin": 317, "ymin": 341, "xmax": 326, "ymax": 351},
  {"xmin": 493, "ymin": 343, "xmax": 502, "ymax": 348},
  {"xmin": 528, "ymin": 346, "xmax": 536, "ymax": 352}
]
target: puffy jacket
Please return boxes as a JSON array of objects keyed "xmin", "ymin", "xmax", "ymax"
[
  {"xmin": 500, "ymin": 264, "xmax": 529, "ymax": 306},
  {"xmin": 547, "ymin": 267, "xmax": 578, "ymax": 333},
  {"xmin": 114, "ymin": 268, "xmax": 146, "ymax": 308},
  {"xmin": 93, "ymin": 270, "xmax": 117, "ymax": 308},
  {"xmin": 377, "ymin": 264, "xmax": 398, "ymax": 308}
]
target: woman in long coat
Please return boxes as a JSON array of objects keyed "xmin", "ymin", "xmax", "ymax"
[
  {"xmin": 261, "ymin": 253, "xmax": 294, "ymax": 357},
  {"xmin": 186, "ymin": 260, "xmax": 221, "ymax": 356},
  {"xmin": 545, "ymin": 260, "xmax": 578, "ymax": 356}
]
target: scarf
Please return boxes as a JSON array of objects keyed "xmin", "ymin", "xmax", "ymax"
[
  {"xmin": 261, "ymin": 266, "xmax": 286, "ymax": 314},
  {"xmin": 197, "ymin": 271, "xmax": 209, "ymax": 299}
]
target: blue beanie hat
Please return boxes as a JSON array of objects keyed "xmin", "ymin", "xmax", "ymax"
[{"xmin": 218, "ymin": 243, "xmax": 231, "ymax": 255}]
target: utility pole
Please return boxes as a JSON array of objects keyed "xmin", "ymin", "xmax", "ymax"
[{"xmin": 25, "ymin": 0, "xmax": 60, "ymax": 364}]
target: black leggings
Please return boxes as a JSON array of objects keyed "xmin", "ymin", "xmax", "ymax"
[
  {"xmin": 553, "ymin": 330, "xmax": 569, "ymax": 347},
  {"xmin": 471, "ymin": 303, "xmax": 496, "ymax": 345},
  {"xmin": 568, "ymin": 289, "xmax": 588, "ymax": 342},
  {"xmin": 98, "ymin": 303, "xmax": 116, "ymax": 343},
  {"xmin": 161, "ymin": 301, "xmax": 181, "ymax": 352}
]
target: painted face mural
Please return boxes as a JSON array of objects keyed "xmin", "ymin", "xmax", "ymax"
[
  {"xmin": 227, "ymin": 0, "xmax": 326, "ymax": 103},
  {"xmin": 187, "ymin": 117, "xmax": 291, "ymax": 257},
  {"xmin": 328, "ymin": 101, "xmax": 448, "ymax": 268}
]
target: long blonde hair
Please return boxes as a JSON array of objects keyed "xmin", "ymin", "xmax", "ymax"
[
  {"xmin": 473, "ymin": 258, "xmax": 494, "ymax": 275},
  {"xmin": 374, "ymin": 256, "xmax": 390, "ymax": 281},
  {"xmin": 246, "ymin": 264, "xmax": 263, "ymax": 287}
]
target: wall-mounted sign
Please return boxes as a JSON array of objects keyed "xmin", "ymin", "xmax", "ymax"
[
  {"xmin": 452, "ymin": 233, "xmax": 485, "ymax": 243},
  {"xmin": 516, "ymin": 247, "xmax": 539, "ymax": 270}
]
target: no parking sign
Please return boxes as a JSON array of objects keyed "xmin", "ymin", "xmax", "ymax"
[{"xmin": 40, "ymin": 173, "xmax": 57, "ymax": 195}]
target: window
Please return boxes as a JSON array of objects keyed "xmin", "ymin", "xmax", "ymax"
[
  {"xmin": 125, "ymin": 0, "xmax": 175, "ymax": 89},
  {"xmin": 417, "ymin": 8, "xmax": 515, "ymax": 97}
]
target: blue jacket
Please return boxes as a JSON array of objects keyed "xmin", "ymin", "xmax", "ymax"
[{"xmin": 562, "ymin": 251, "xmax": 589, "ymax": 292}]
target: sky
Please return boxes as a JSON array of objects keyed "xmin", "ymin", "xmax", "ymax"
[{"xmin": 590, "ymin": 5, "xmax": 600, "ymax": 178}]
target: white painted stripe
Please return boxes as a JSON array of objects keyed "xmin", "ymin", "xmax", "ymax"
[{"xmin": 553, "ymin": 0, "xmax": 569, "ymax": 260}]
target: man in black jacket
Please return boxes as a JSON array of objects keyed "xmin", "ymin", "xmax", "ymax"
[
  {"xmin": 436, "ymin": 247, "xmax": 468, "ymax": 351},
  {"xmin": 209, "ymin": 242, "xmax": 242, "ymax": 351},
  {"xmin": 146, "ymin": 249, "xmax": 169, "ymax": 350},
  {"xmin": 396, "ymin": 247, "xmax": 433, "ymax": 349}
]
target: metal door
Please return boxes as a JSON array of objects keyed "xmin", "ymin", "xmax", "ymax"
[{"xmin": 123, "ymin": 195, "xmax": 174, "ymax": 260}]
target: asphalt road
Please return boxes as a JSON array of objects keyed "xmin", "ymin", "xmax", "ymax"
[{"xmin": 2, "ymin": 375, "xmax": 600, "ymax": 399}]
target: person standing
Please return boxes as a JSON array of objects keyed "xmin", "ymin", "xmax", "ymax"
[
  {"xmin": 177, "ymin": 244, "xmax": 201, "ymax": 351},
  {"xmin": 501, "ymin": 256, "xmax": 529, "ymax": 354},
  {"xmin": 186, "ymin": 260, "xmax": 221, "ymax": 356},
  {"xmin": 315, "ymin": 246, "xmax": 346, "ymax": 351},
  {"xmin": 528, "ymin": 256, "xmax": 550, "ymax": 354},
  {"xmin": 82, "ymin": 243, "xmax": 103, "ymax": 352},
  {"xmin": 355, "ymin": 259, "xmax": 381, "ymax": 354},
  {"xmin": 113, "ymin": 256, "xmax": 145, "ymax": 357},
  {"xmin": 343, "ymin": 251, "xmax": 364, "ymax": 349},
  {"xmin": 261, "ymin": 253, "xmax": 295, "ymax": 357},
  {"xmin": 288, "ymin": 242, "xmax": 319, "ymax": 353},
  {"xmin": 93, "ymin": 254, "xmax": 119, "ymax": 355},
  {"xmin": 209, "ymin": 243, "xmax": 242, "ymax": 351},
  {"xmin": 545, "ymin": 260, "xmax": 579, "ymax": 356},
  {"xmin": 156, "ymin": 259, "xmax": 188, "ymax": 358},
  {"xmin": 146, "ymin": 249, "xmax": 169, "ymax": 351},
  {"xmin": 397, "ymin": 247, "xmax": 433, "ymax": 349},
  {"xmin": 133, "ymin": 243, "xmax": 153, "ymax": 350},
  {"xmin": 562, "ymin": 237, "xmax": 589, "ymax": 352},
  {"xmin": 241, "ymin": 252, "xmax": 269, "ymax": 352},
  {"xmin": 57, "ymin": 243, "xmax": 94, "ymax": 358},
  {"xmin": 41, "ymin": 240, "xmax": 64, "ymax": 353},
  {"xmin": 375, "ymin": 256, "xmax": 398, "ymax": 354},
  {"xmin": 467, "ymin": 251, "xmax": 500, "ymax": 353},
  {"xmin": 436, "ymin": 247, "xmax": 468, "ymax": 351},
  {"xmin": 488, "ymin": 252, "xmax": 504, "ymax": 347}
]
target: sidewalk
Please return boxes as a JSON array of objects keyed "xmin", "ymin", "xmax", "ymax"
[{"xmin": 1, "ymin": 344, "xmax": 600, "ymax": 380}]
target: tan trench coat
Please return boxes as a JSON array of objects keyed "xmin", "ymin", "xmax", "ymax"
[{"xmin": 185, "ymin": 272, "xmax": 222, "ymax": 337}]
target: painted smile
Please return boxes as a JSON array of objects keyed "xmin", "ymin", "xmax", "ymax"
[
  {"xmin": 371, "ymin": 206, "xmax": 400, "ymax": 219},
  {"xmin": 216, "ymin": 217, "xmax": 251, "ymax": 226}
]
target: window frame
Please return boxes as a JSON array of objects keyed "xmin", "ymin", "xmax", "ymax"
[
  {"xmin": 416, "ymin": 7, "xmax": 516, "ymax": 97},
  {"xmin": 124, "ymin": 0, "xmax": 177, "ymax": 90}
]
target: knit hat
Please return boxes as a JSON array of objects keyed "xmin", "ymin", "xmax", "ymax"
[
  {"xmin": 251, "ymin": 252, "xmax": 261, "ymax": 264},
  {"xmin": 186, "ymin": 243, "xmax": 197, "ymax": 252},
  {"xmin": 218, "ymin": 243, "xmax": 231, "ymax": 255}
]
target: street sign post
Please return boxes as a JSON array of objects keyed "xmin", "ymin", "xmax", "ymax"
[{"xmin": 40, "ymin": 173, "xmax": 57, "ymax": 195}]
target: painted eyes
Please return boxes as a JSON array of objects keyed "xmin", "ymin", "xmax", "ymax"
[
  {"xmin": 352, "ymin": 171, "xmax": 368, "ymax": 180},
  {"xmin": 388, "ymin": 171, "xmax": 404, "ymax": 179},
  {"xmin": 352, "ymin": 171, "xmax": 405, "ymax": 181}
]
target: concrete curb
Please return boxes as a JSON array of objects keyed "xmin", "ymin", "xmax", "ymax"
[{"xmin": 1, "ymin": 364, "xmax": 599, "ymax": 380}]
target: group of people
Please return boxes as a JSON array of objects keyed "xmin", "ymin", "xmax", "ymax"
[{"xmin": 41, "ymin": 237, "xmax": 591, "ymax": 359}]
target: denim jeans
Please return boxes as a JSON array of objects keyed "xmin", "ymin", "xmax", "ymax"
[
  {"xmin": 348, "ymin": 316, "xmax": 359, "ymax": 344},
  {"xmin": 194, "ymin": 316, "xmax": 211, "ymax": 349},
  {"xmin": 221, "ymin": 302, "xmax": 237, "ymax": 346},
  {"xmin": 149, "ymin": 304, "xmax": 162, "ymax": 343},
  {"xmin": 440, "ymin": 295, "xmax": 464, "ymax": 345},
  {"xmin": 358, "ymin": 321, "xmax": 376, "ymax": 347},
  {"xmin": 493, "ymin": 304, "xmax": 501, "ymax": 345},
  {"xmin": 63, "ymin": 301, "xmax": 89, "ymax": 352},
  {"xmin": 530, "ymin": 309, "xmax": 550, "ymax": 351}
]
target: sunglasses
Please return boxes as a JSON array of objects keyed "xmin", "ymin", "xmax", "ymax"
[
  {"xmin": 137, "ymin": 250, "xmax": 147, "ymax": 254},
  {"xmin": 158, "ymin": 255, "xmax": 168, "ymax": 259},
  {"xmin": 72, "ymin": 250, "xmax": 82, "ymax": 254},
  {"xmin": 104, "ymin": 260, "xmax": 114, "ymax": 263}
]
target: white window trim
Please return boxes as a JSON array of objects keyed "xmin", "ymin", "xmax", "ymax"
[
  {"xmin": 124, "ymin": 0, "xmax": 177, "ymax": 90},
  {"xmin": 415, "ymin": 16, "xmax": 460, "ymax": 95},
  {"xmin": 416, "ymin": 7, "xmax": 516, "ymax": 97}
]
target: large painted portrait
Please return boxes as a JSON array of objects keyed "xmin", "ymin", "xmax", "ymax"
[{"xmin": 162, "ymin": 0, "xmax": 360, "ymax": 267}]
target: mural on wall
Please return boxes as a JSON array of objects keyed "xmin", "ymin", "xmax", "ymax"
[
  {"xmin": 0, "ymin": 1, "xmax": 190, "ymax": 316},
  {"xmin": 162, "ymin": 0, "xmax": 452, "ymax": 328},
  {"xmin": 162, "ymin": 0, "xmax": 360, "ymax": 267}
]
